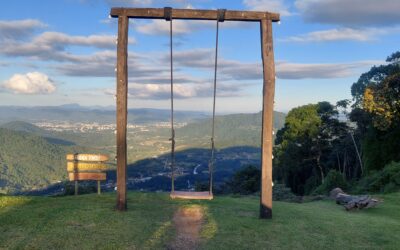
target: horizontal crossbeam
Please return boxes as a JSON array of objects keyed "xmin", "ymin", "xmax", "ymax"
[{"xmin": 110, "ymin": 8, "xmax": 280, "ymax": 22}]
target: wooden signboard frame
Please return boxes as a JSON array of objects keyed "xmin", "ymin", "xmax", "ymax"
[
  {"xmin": 110, "ymin": 7, "xmax": 279, "ymax": 219},
  {"xmin": 66, "ymin": 154, "xmax": 109, "ymax": 195}
]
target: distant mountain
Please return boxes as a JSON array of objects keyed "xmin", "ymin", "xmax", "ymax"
[
  {"xmin": 1, "ymin": 121, "xmax": 47, "ymax": 134},
  {"xmin": 0, "ymin": 121, "xmax": 76, "ymax": 146},
  {"xmin": 0, "ymin": 128, "xmax": 67, "ymax": 194},
  {"xmin": 0, "ymin": 105, "xmax": 209, "ymax": 124},
  {"xmin": 177, "ymin": 111, "xmax": 286, "ymax": 147}
]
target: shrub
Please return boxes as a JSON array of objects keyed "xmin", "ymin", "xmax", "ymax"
[
  {"xmin": 357, "ymin": 161, "xmax": 400, "ymax": 193},
  {"xmin": 273, "ymin": 183, "xmax": 300, "ymax": 202},
  {"xmin": 313, "ymin": 170, "xmax": 348, "ymax": 195},
  {"xmin": 227, "ymin": 165, "xmax": 260, "ymax": 195}
]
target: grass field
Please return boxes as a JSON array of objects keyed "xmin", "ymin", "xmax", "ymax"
[{"xmin": 1, "ymin": 192, "xmax": 399, "ymax": 249}]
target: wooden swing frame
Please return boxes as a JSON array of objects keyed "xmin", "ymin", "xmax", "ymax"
[{"xmin": 110, "ymin": 7, "xmax": 279, "ymax": 219}]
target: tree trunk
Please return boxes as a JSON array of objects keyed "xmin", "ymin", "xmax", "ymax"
[
  {"xmin": 330, "ymin": 188, "xmax": 380, "ymax": 211},
  {"xmin": 316, "ymin": 154, "xmax": 324, "ymax": 184},
  {"xmin": 336, "ymin": 152, "xmax": 341, "ymax": 173}
]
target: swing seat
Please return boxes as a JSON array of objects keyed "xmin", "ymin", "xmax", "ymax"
[{"xmin": 170, "ymin": 191, "xmax": 213, "ymax": 200}]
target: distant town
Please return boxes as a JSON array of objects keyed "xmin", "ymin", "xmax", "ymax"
[{"xmin": 34, "ymin": 121, "xmax": 188, "ymax": 132}]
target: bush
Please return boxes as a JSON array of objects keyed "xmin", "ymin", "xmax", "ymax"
[
  {"xmin": 313, "ymin": 170, "xmax": 348, "ymax": 195},
  {"xmin": 357, "ymin": 161, "xmax": 400, "ymax": 193},
  {"xmin": 227, "ymin": 165, "xmax": 260, "ymax": 195},
  {"xmin": 273, "ymin": 183, "xmax": 300, "ymax": 202},
  {"xmin": 64, "ymin": 181, "xmax": 98, "ymax": 195}
]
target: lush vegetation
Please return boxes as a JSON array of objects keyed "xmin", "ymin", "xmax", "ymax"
[
  {"xmin": 273, "ymin": 50, "xmax": 400, "ymax": 196},
  {"xmin": 0, "ymin": 128, "xmax": 67, "ymax": 193},
  {"xmin": 1, "ymin": 192, "xmax": 399, "ymax": 249},
  {"xmin": 178, "ymin": 111, "xmax": 286, "ymax": 148}
]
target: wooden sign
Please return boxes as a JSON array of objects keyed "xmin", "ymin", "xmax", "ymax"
[
  {"xmin": 68, "ymin": 172, "xmax": 106, "ymax": 181},
  {"xmin": 67, "ymin": 162, "xmax": 108, "ymax": 172},
  {"xmin": 66, "ymin": 154, "xmax": 109, "ymax": 162}
]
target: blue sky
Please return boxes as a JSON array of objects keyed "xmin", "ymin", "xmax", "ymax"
[{"xmin": 0, "ymin": 0, "xmax": 399, "ymax": 113}]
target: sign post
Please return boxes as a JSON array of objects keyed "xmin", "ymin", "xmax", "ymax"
[{"xmin": 66, "ymin": 154, "xmax": 109, "ymax": 195}]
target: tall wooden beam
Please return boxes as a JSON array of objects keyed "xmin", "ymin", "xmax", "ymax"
[
  {"xmin": 116, "ymin": 15, "xmax": 128, "ymax": 211},
  {"xmin": 260, "ymin": 19, "xmax": 276, "ymax": 219},
  {"xmin": 110, "ymin": 8, "xmax": 280, "ymax": 22}
]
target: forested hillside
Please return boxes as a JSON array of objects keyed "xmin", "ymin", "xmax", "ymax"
[
  {"xmin": 0, "ymin": 128, "xmax": 67, "ymax": 193},
  {"xmin": 178, "ymin": 111, "xmax": 286, "ymax": 148}
]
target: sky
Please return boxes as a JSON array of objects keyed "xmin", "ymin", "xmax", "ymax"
[{"xmin": 0, "ymin": 0, "xmax": 399, "ymax": 113}]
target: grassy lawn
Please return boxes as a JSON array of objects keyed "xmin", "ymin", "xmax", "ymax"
[{"xmin": 1, "ymin": 192, "xmax": 399, "ymax": 249}]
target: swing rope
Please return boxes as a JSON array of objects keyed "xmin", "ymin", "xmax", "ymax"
[
  {"xmin": 209, "ymin": 9, "xmax": 225, "ymax": 194},
  {"xmin": 165, "ymin": 7, "xmax": 175, "ymax": 193},
  {"xmin": 166, "ymin": 7, "xmax": 225, "ymax": 195}
]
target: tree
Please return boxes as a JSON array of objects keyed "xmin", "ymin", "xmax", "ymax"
[
  {"xmin": 274, "ymin": 102, "xmax": 350, "ymax": 195},
  {"xmin": 363, "ymin": 73, "xmax": 400, "ymax": 131},
  {"xmin": 349, "ymin": 51, "xmax": 400, "ymax": 172}
]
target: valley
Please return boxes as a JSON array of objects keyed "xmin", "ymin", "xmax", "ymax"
[{"xmin": 0, "ymin": 105, "xmax": 286, "ymax": 194}]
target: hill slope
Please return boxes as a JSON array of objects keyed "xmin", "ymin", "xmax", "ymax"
[
  {"xmin": 0, "ymin": 192, "xmax": 399, "ymax": 249},
  {"xmin": 0, "ymin": 128, "xmax": 67, "ymax": 193},
  {"xmin": 178, "ymin": 111, "xmax": 286, "ymax": 147}
]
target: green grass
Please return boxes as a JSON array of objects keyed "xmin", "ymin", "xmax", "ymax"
[{"xmin": 1, "ymin": 192, "xmax": 399, "ymax": 249}]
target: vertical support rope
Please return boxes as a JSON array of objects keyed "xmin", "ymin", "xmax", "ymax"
[
  {"xmin": 166, "ymin": 8, "xmax": 175, "ymax": 193},
  {"xmin": 209, "ymin": 9, "xmax": 224, "ymax": 194}
]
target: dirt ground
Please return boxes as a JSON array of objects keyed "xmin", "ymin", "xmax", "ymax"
[{"xmin": 168, "ymin": 205, "xmax": 205, "ymax": 250}]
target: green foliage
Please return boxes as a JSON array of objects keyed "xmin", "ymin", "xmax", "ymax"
[
  {"xmin": 178, "ymin": 111, "xmax": 286, "ymax": 148},
  {"xmin": 274, "ymin": 102, "xmax": 349, "ymax": 195},
  {"xmin": 357, "ymin": 161, "xmax": 400, "ymax": 193},
  {"xmin": 363, "ymin": 73, "xmax": 400, "ymax": 130},
  {"xmin": 0, "ymin": 128, "xmax": 67, "ymax": 193},
  {"xmin": 227, "ymin": 165, "xmax": 260, "ymax": 195},
  {"xmin": 313, "ymin": 170, "xmax": 349, "ymax": 195},
  {"xmin": 349, "ymin": 51, "xmax": 400, "ymax": 174},
  {"xmin": 362, "ymin": 126, "xmax": 400, "ymax": 173},
  {"xmin": 272, "ymin": 183, "xmax": 299, "ymax": 202},
  {"xmin": 350, "ymin": 55, "xmax": 400, "ymax": 107}
]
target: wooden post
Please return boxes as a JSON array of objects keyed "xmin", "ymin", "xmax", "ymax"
[
  {"xmin": 260, "ymin": 19, "xmax": 276, "ymax": 219},
  {"xmin": 97, "ymin": 180, "xmax": 101, "ymax": 195},
  {"xmin": 116, "ymin": 15, "xmax": 129, "ymax": 211}
]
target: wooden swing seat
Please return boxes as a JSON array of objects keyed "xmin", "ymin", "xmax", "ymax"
[{"xmin": 170, "ymin": 191, "xmax": 213, "ymax": 200}]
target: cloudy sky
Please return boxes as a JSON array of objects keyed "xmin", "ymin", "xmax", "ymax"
[{"xmin": 0, "ymin": 0, "xmax": 399, "ymax": 113}]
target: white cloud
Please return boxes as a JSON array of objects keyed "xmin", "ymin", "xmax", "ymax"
[
  {"xmin": 243, "ymin": 0, "xmax": 291, "ymax": 16},
  {"xmin": 3, "ymin": 72, "xmax": 56, "ymax": 94},
  {"xmin": 163, "ymin": 48, "xmax": 382, "ymax": 80},
  {"xmin": 295, "ymin": 0, "xmax": 400, "ymax": 26},
  {"xmin": 0, "ymin": 31, "xmax": 126, "ymax": 61},
  {"xmin": 276, "ymin": 61, "xmax": 383, "ymax": 79},
  {"xmin": 281, "ymin": 27, "xmax": 400, "ymax": 42},
  {"xmin": 135, "ymin": 19, "xmax": 193, "ymax": 35},
  {"xmin": 103, "ymin": 81, "xmax": 242, "ymax": 100},
  {"xmin": 133, "ymin": 18, "xmax": 250, "ymax": 36},
  {"xmin": 0, "ymin": 19, "xmax": 46, "ymax": 40},
  {"xmin": 34, "ymin": 32, "xmax": 123, "ymax": 48}
]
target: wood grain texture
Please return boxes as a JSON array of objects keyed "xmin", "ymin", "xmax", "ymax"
[
  {"xmin": 116, "ymin": 15, "xmax": 129, "ymax": 211},
  {"xmin": 68, "ymin": 172, "xmax": 106, "ymax": 181},
  {"xmin": 67, "ymin": 162, "xmax": 108, "ymax": 172},
  {"xmin": 110, "ymin": 8, "xmax": 280, "ymax": 22},
  {"xmin": 260, "ymin": 19, "xmax": 275, "ymax": 219},
  {"xmin": 170, "ymin": 191, "xmax": 213, "ymax": 200},
  {"xmin": 66, "ymin": 154, "xmax": 109, "ymax": 162}
]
